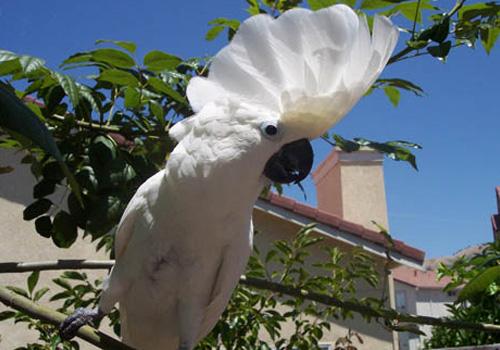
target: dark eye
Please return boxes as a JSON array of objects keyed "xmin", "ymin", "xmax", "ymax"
[{"xmin": 260, "ymin": 121, "xmax": 280, "ymax": 139}]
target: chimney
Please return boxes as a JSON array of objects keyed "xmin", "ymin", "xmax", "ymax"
[{"xmin": 312, "ymin": 148, "xmax": 389, "ymax": 230}]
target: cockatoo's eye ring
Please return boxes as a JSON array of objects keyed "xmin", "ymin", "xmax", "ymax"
[{"xmin": 260, "ymin": 121, "xmax": 279, "ymax": 139}]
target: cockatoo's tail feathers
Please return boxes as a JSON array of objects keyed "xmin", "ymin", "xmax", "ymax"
[{"xmin": 187, "ymin": 5, "xmax": 398, "ymax": 139}]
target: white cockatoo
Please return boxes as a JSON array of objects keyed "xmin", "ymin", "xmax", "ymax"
[{"xmin": 60, "ymin": 4, "xmax": 398, "ymax": 350}]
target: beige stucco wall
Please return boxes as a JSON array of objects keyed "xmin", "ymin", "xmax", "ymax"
[
  {"xmin": 315, "ymin": 158, "xmax": 343, "ymax": 218},
  {"xmin": 313, "ymin": 150, "xmax": 390, "ymax": 231},
  {"xmin": 340, "ymin": 162, "xmax": 389, "ymax": 230},
  {"xmin": 0, "ymin": 150, "xmax": 110, "ymax": 349}
]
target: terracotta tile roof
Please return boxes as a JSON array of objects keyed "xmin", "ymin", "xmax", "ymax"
[
  {"xmin": 393, "ymin": 265, "xmax": 452, "ymax": 289},
  {"xmin": 262, "ymin": 192, "xmax": 425, "ymax": 263}
]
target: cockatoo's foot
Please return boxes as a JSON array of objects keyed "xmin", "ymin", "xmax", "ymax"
[{"xmin": 59, "ymin": 307, "xmax": 104, "ymax": 340}]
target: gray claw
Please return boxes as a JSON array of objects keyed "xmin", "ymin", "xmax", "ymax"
[{"xmin": 59, "ymin": 307, "xmax": 103, "ymax": 340}]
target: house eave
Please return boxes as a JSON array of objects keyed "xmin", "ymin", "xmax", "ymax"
[{"xmin": 255, "ymin": 199, "xmax": 424, "ymax": 270}]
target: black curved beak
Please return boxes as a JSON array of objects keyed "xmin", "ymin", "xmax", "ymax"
[{"xmin": 263, "ymin": 139, "xmax": 314, "ymax": 184}]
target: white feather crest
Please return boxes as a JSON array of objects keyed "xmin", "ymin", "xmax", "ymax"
[{"xmin": 187, "ymin": 5, "xmax": 399, "ymax": 138}]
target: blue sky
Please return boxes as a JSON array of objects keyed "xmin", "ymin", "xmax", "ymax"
[{"xmin": 1, "ymin": 1, "xmax": 499, "ymax": 258}]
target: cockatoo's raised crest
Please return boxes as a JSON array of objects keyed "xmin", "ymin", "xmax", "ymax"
[{"xmin": 188, "ymin": 5, "xmax": 399, "ymax": 139}]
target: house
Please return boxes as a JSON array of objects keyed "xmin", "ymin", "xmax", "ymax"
[
  {"xmin": 0, "ymin": 147, "xmax": 425, "ymax": 349},
  {"xmin": 392, "ymin": 266, "xmax": 454, "ymax": 350},
  {"xmin": 393, "ymin": 243, "xmax": 488, "ymax": 350}
]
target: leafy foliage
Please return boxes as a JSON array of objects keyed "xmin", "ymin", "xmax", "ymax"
[
  {"xmin": 0, "ymin": 43, "xmax": 196, "ymax": 250},
  {"xmin": 0, "ymin": 228, "xmax": 380, "ymax": 349},
  {"xmin": 0, "ymin": 0, "xmax": 499, "ymax": 348},
  {"xmin": 328, "ymin": 134, "xmax": 422, "ymax": 170},
  {"xmin": 424, "ymin": 240, "xmax": 500, "ymax": 348}
]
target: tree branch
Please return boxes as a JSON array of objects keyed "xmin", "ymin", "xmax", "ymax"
[
  {"xmin": 239, "ymin": 276, "xmax": 500, "ymax": 333},
  {"xmin": 1, "ymin": 260, "xmax": 499, "ymax": 334},
  {"xmin": 0, "ymin": 286, "xmax": 135, "ymax": 350},
  {"xmin": 0, "ymin": 260, "xmax": 114, "ymax": 273},
  {"xmin": 50, "ymin": 114, "xmax": 121, "ymax": 133}
]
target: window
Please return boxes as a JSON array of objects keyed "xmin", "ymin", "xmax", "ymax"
[
  {"xmin": 396, "ymin": 291, "xmax": 407, "ymax": 311},
  {"xmin": 319, "ymin": 345, "xmax": 332, "ymax": 350}
]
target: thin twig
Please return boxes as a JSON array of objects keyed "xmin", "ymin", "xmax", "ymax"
[
  {"xmin": 411, "ymin": 0, "xmax": 423, "ymax": 40},
  {"xmin": 50, "ymin": 114, "xmax": 121, "ymax": 133},
  {"xmin": 447, "ymin": 0, "xmax": 467, "ymax": 18},
  {"xmin": 1, "ymin": 260, "xmax": 499, "ymax": 334},
  {"xmin": 393, "ymin": 42, "xmax": 465, "ymax": 63},
  {"xmin": 0, "ymin": 286, "xmax": 134, "ymax": 350}
]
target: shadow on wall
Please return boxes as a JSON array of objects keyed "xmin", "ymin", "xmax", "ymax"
[{"xmin": 0, "ymin": 150, "xmax": 37, "ymax": 206}]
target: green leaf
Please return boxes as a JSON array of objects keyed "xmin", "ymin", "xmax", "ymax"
[
  {"xmin": 60, "ymin": 52, "xmax": 93, "ymax": 67},
  {"xmin": 19, "ymin": 55, "xmax": 46, "ymax": 74},
  {"xmin": 308, "ymin": 0, "xmax": 343, "ymax": 11},
  {"xmin": 77, "ymin": 84, "xmax": 100, "ymax": 112},
  {"xmin": 459, "ymin": 2, "xmax": 500, "ymax": 21},
  {"xmin": 0, "ymin": 59, "xmax": 22, "ymax": 76},
  {"xmin": 95, "ymin": 39, "xmax": 137, "ymax": 53},
  {"xmin": 33, "ymin": 287, "xmax": 50, "ymax": 301},
  {"xmin": 6, "ymin": 286, "xmax": 29, "ymax": 298},
  {"xmin": 91, "ymin": 48, "xmax": 135, "ymax": 68},
  {"xmin": 206, "ymin": 18, "xmax": 240, "ymax": 42},
  {"xmin": 23, "ymin": 199, "xmax": 52, "ymax": 221},
  {"xmin": 143, "ymin": 50, "xmax": 181, "ymax": 72},
  {"xmin": 27, "ymin": 271, "xmax": 40, "ymax": 295},
  {"xmin": 0, "ymin": 50, "xmax": 46, "ymax": 75},
  {"xmin": 86, "ymin": 195, "xmax": 124, "ymax": 236},
  {"xmin": 61, "ymin": 271, "xmax": 87, "ymax": 280},
  {"xmin": 246, "ymin": 0, "xmax": 262, "ymax": 15},
  {"xmin": 458, "ymin": 265, "xmax": 500, "ymax": 301},
  {"xmin": 35, "ymin": 216, "xmax": 52, "ymax": 238},
  {"xmin": 147, "ymin": 77, "xmax": 186, "ymax": 104},
  {"xmin": 52, "ymin": 278, "xmax": 72, "ymax": 291},
  {"xmin": 431, "ymin": 17, "xmax": 450, "ymax": 43},
  {"xmin": 0, "ymin": 311, "xmax": 16, "ymax": 321},
  {"xmin": 51, "ymin": 211, "xmax": 78, "ymax": 248},
  {"xmin": 89, "ymin": 135, "xmax": 118, "ymax": 167},
  {"xmin": 150, "ymin": 100, "xmax": 164, "ymax": 120},
  {"xmin": 53, "ymin": 72, "xmax": 80, "ymax": 107},
  {"xmin": 208, "ymin": 17, "xmax": 240, "ymax": 30},
  {"xmin": 124, "ymin": 87, "xmax": 141, "ymax": 109},
  {"xmin": 360, "ymin": 0, "xmax": 393, "ymax": 10},
  {"xmin": 383, "ymin": 86, "xmax": 400, "ymax": 107},
  {"xmin": 206, "ymin": 25, "xmax": 225, "ymax": 41},
  {"xmin": 333, "ymin": 134, "xmax": 361, "ymax": 152},
  {"xmin": 33, "ymin": 179, "xmax": 56, "ymax": 198},
  {"xmin": 382, "ymin": 0, "xmax": 435, "ymax": 23},
  {"xmin": 98, "ymin": 69, "xmax": 139, "ymax": 86},
  {"xmin": 376, "ymin": 78, "xmax": 424, "ymax": 96},
  {"xmin": 480, "ymin": 27, "xmax": 500, "ymax": 55},
  {"xmin": 427, "ymin": 40, "xmax": 452, "ymax": 61}
]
